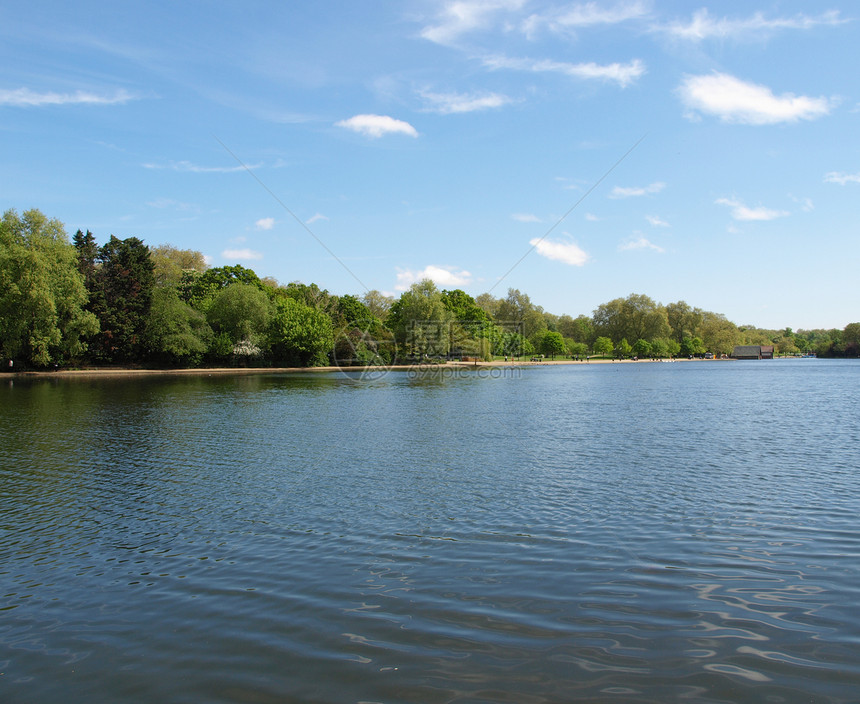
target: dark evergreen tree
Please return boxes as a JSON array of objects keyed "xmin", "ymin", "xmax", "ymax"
[{"xmin": 92, "ymin": 236, "xmax": 155, "ymax": 362}]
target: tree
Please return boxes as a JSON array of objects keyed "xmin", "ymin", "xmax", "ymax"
[
  {"xmin": 180, "ymin": 264, "xmax": 263, "ymax": 311},
  {"xmin": 269, "ymin": 296, "xmax": 334, "ymax": 366},
  {"xmin": 144, "ymin": 287, "xmax": 212, "ymax": 366},
  {"xmin": 150, "ymin": 244, "xmax": 208, "ymax": 287},
  {"xmin": 666, "ymin": 301, "xmax": 703, "ymax": 343},
  {"xmin": 72, "ymin": 229, "xmax": 99, "ymax": 293},
  {"xmin": 618, "ymin": 338, "xmax": 632, "ymax": 359},
  {"xmin": 361, "ymin": 289, "xmax": 394, "ymax": 322},
  {"xmin": 632, "ymin": 339, "xmax": 652, "ymax": 358},
  {"xmin": 537, "ymin": 330, "xmax": 565, "ymax": 359},
  {"xmin": 387, "ymin": 280, "xmax": 452, "ymax": 358},
  {"xmin": 593, "ymin": 293, "xmax": 670, "ymax": 344},
  {"xmin": 679, "ymin": 336, "xmax": 706, "ymax": 357},
  {"xmin": 90, "ymin": 235, "xmax": 155, "ymax": 362},
  {"xmin": 0, "ymin": 209, "xmax": 99, "ymax": 366},
  {"xmin": 842, "ymin": 322, "xmax": 860, "ymax": 356},
  {"xmin": 206, "ymin": 282, "xmax": 273, "ymax": 348},
  {"xmin": 593, "ymin": 336, "xmax": 613, "ymax": 357},
  {"xmin": 700, "ymin": 312, "xmax": 741, "ymax": 357}
]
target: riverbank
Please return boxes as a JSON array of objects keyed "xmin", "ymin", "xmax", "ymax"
[{"xmin": 7, "ymin": 356, "xmax": 731, "ymax": 379}]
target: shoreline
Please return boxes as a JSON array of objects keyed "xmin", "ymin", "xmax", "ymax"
[{"xmin": 7, "ymin": 356, "xmax": 731, "ymax": 379}]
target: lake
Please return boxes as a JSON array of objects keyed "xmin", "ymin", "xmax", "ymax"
[{"xmin": 1, "ymin": 360, "xmax": 859, "ymax": 703}]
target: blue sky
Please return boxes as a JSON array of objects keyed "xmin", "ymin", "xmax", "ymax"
[{"xmin": 2, "ymin": 1, "xmax": 858, "ymax": 330}]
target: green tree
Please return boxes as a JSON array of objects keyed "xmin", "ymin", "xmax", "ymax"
[
  {"xmin": 618, "ymin": 338, "xmax": 632, "ymax": 359},
  {"xmin": 680, "ymin": 336, "xmax": 706, "ymax": 357},
  {"xmin": 144, "ymin": 287, "xmax": 212, "ymax": 366},
  {"xmin": 537, "ymin": 330, "xmax": 565, "ymax": 359},
  {"xmin": 842, "ymin": 323, "xmax": 860, "ymax": 356},
  {"xmin": 72, "ymin": 229, "xmax": 99, "ymax": 293},
  {"xmin": 593, "ymin": 336, "xmax": 613, "ymax": 357},
  {"xmin": 387, "ymin": 280, "xmax": 452, "ymax": 358},
  {"xmin": 361, "ymin": 289, "xmax": 394, "ymax": 322},
  {"xmin": 206, "ymin": 283, "xmax": 273, "ymax": 347},
  {"xmin": 90, "ymin": 235, "xmax": 155, "ymax": 362},
  {"xmin": 180, "ymin": 264, "xmax": 263, "ymax": 311},
  {"xmin": 632, "ymin": 338, "xmax": 652, "ymax": 358},
  {"xmin": 269, "ymin": 296, "xmax": 334, "ymax": 366},
  {"xmin": 700, "ymin": 312, "xmax": 741, "ymax": 357},
  {"xmin": 150, "ymin": 244, "xmax": 208, "ymax": 287},
  {"xmin": 0, "ymin": 209, "xmax": 99, "ymax": 366},
  {"xmin": 593, "ymin": 293, "xmax": 670, "ymax": 344}
]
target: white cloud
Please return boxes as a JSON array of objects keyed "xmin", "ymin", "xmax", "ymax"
[
  {"xmin": 645, "ymin": 214, "xmax": 669, "ymax": 227},
  {"xmin": 335, "ymin": 114, "xmax": 418, "ymax": 138},
  {"xmin": 824, "ymin": 171, "xmax": 860, "ymax": 185},
  {"xmin": 0, "ymin": 87, "xmax": 136, "ymax": 107},
  {"xmin": 483, "ymin": 55, "xmax": 645, "ymax": 87},
  {"xmin": 679, "ymin": 73, "xmax": 834, "ymax": 125},
  {"xmin": 142, "ymin": 160, "xmax": 258, "ymax": 173},
  {"xmin": 609, "ymin": 181, "xmax": 665, "ymax": 198},
  {"xmin": 619, "ymin": 235, "xmax": 665, "ymax": 253},
  {"xmin": 529, "ymin": 237, "xmax": 589, "ymax": 266},
  {"xmin": 512, "ymin": 213, "xmax": 542, "ymax": 223},
  {"xmin": 659, "ymin": 8, "xmax": 846, "ymax": 41},
  {"xmin": 306, "ymin": 213, "xmax": 329, "ymax": 224},
  {"xmin": 222, "ymin": 248, "xmax": 263, "ymax": 260},
  {"xmin": 421, "ymin": 0, "xmax": 526, "ymax": 44},
  {"xmin": 585, "ymin": 213, "xmax": 600, "ymax": 221},
  {"xmin": 790, "ymin": 195, "xmax": 815, "ymax": 211},
  {"xmin": 716, "ymin": 197, "xmax": 789, "ymax": 221},
  {"xmin": 396, "ymin": 265, "xmax": 472, "ymax": 290},
  {"xmin": 524, "ymin": 1, "xmax": 648, "ymax": 36},
  {"xmin": 419, "ymin": 89, "xmax": 514, "ymax": 114},
  {"xmin": 255, "ymin": 217, "xmax": 275, "ymax": 230}
]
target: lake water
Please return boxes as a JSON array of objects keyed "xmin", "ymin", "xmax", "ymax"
[{"xmin": 2, "ymin": 360, "xmax": 859, "ymax": 703}]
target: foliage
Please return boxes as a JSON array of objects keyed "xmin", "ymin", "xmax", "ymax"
[
  {"xmin": 0, "ymin": 209, "xmax": 99, "ymax": 366},
  {"xmin": 180, "ymin": 264, "xmax": 263, "ymax": 311},
  {"xmin": 593, "ymin": 293, "xmax": 670, "ymax": 345},
  {"xmin": 679, "ymin": 336, "xmax": 706, "ymax": 357},
  {"xmin": 90, "ymin": 235, "xmax": 155, "ymax": 363},
  {"xmin": 387, "ymin": 280, "xmax": 452, "ymax": 358},
  {"xmin": 593, "ymin": 336, "xmax": 613, "ymax": 357},
  {"xmin": 150, "ymin": 244, "xmax": 208, "ymax": 287},
  {"xmin": 269, "ymin": 296, "xmax": 334, "ymax": 366},
  {"xmin": 144, "ymin": 287, "xmax": 212, "ymax": 366},
  {"xmin": 537, "ymin": 330, "xmax": 565, "ymax": 359},
  {"xmin": 206, "ymin": 283, "xmax": 273, "ymax": 346},
  {"xmin": 632, "ymin": 338, "xmax": 652, "ymax": 358}
]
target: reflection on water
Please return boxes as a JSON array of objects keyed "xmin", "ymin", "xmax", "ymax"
[{"xmin": 1, "ymin": 361, "xmax": 859, "ymax": 703}]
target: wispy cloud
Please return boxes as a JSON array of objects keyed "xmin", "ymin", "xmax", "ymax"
[
  {"xmin": 529, "ymin": 237, "xmax": 589, "ymax": 266},
  {"xmin": 619, "ymin": 235, "xmax": 665, "ymax": 252},
  {"xmin": 255, "ymin": 217, "xmax": 275, "ymax": 230},
  {"xmin": 396, "ymin": 265, "xmax": 472, "ymax": 290},
  {"xmin": 306, "ymin": 213, "xmax": 329, "ymax": 224},
  {"xmin": 335, "ymin": 114, "xmax": 418, "ymax": 138},
  {"xmin": 524, "ymin": 1, "xmax": 649, "ymax": 36},
  {"xmin": 645, "ymin": 214, "xmax": 669, "ymax": 227},
  {"xmin": 142, "ymin": 160, "xmax": 259, "ymax": 173},
  {"xmin": 512, "ymin": 213, "xmax": 542, "ymax": 223},
  {"xmin": 419, "ymin": 88, "xmax": 514, "ymax": 114},
  {"xmin": 716, "ymin": 197, "xmax": 789, "ymax": 221},
  {"xmin": 483, "ymin": 55, "xmax": 645, "ymax": 87},
  {"xmin": 824, "ymin": 171, "xmax": 860, "ymax": 185},
  {"xmin": 146, "ymin": 198, "xmax": 197, "ymax": 211},
  {"xmin": 658, "ymin": 8, "xmax": 847, "ymax": 41},
  {"xmin": 222, "ymin": 248, "xmax": 263, "ymax": 260},
  {"xmin": 584, "ymin": 213, "xmax": 600, "ymax": 221},
  {"xmin": 420, "ymin": 0, "xmax": 526, "ymax": 45},
  {"xmin": 679, "ymin": 73, "xmax": 834, "ymax": 125},
  {"xmin": 0, "ymin": 87, "xmax": 137, "ymax": 107},
  {"xmin": 610, "ymin": 181, "xmax": 665, "ymax": 198}
]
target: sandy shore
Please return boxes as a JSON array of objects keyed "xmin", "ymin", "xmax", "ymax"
[{"xmin": 7, "ymin": 356, "xmax": 726, "ymax": 379}]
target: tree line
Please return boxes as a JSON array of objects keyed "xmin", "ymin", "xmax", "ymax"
[{"xmin": 1, "ymin": 208, "xmax": 858, "ymax": 369}]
